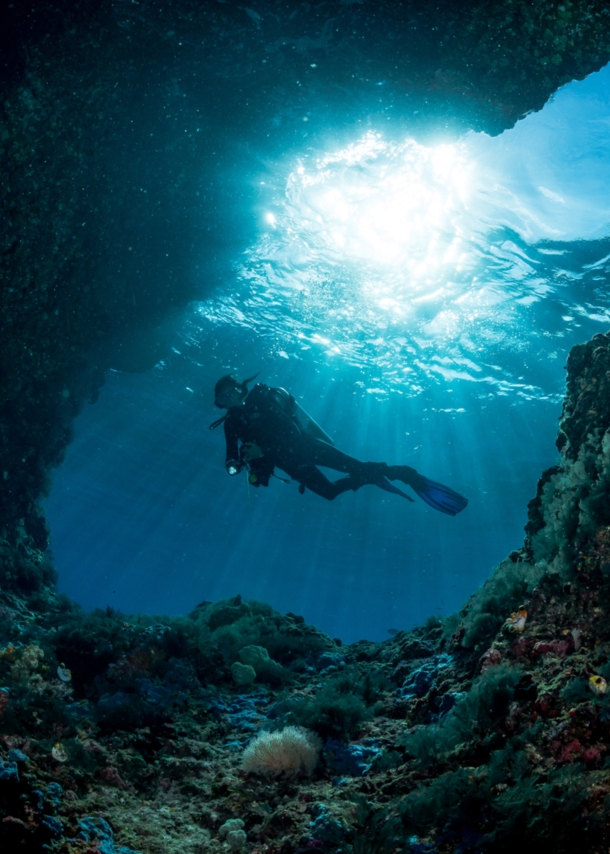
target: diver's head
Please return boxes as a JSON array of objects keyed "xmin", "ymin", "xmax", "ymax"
[{"xmin": 214, "ymin": 372, "xmax": 258, "ymax": 409}]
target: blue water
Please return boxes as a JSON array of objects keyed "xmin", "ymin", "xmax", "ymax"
[{"xmin": 46, "ymin": 65, "xmax": 610, "ymax": 643}]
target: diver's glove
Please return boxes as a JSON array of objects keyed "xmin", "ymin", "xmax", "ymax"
[
  {"xmin": 241, "ymin": 441, "xmax": 264, "ymax": 462},
  {"xmin": 226, "ymin": 459, "xmax": 244, "ymax": 476}
]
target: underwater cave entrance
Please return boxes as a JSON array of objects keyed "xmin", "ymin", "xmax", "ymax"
[
  {"xmin": 6, "ymin": 6, "xmax": 610, "ymax": 850},
  {"xmin": 44, "ymin": 63, "xmax": 610, "ymax": 643}
]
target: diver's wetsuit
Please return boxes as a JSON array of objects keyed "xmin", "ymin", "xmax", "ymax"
[{"xmin": 223, "ymin": 383, "xmax": 383, "ymax": 500}]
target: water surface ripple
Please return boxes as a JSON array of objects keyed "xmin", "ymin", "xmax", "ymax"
[{"xmin": 186, "ymin": 68, "xmax": 610, "ymax": 402}]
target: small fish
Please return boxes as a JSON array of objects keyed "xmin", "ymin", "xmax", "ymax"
[
  {"xmin": 52, "ymin": 743, "xmax": 68, "ymax": 763},
  {"xmin": 504, "ymin": 608, "xmax": 527, "ymax": 632},
  {"xmin": 57, "ymin": 663, "xmax": 72, "ymax": 683},
  {"xmin": 386, "ymin": 628, "xmax": 401, "ymax": 637},
  {"xmin": 589, "ymin": 675, "xmax": 608, "ymax": 695}
]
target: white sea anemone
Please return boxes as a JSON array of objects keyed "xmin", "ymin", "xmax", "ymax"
[{"xmin": 241, "ymin": 726, "xmax": 322, "ymax": 777}]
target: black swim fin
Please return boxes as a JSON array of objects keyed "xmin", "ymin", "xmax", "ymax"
[{"xmin": 387, "ymin": 466, "xmax": 468, "ymax": 516}]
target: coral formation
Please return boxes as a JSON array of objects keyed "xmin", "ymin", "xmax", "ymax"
[
  {"xmin": 241, "ymin": 727, "xmax": 322, "ymax": 778},
  {"xmin": 231, "ymin": 662, "xmax": 257, "ymax": 687}
]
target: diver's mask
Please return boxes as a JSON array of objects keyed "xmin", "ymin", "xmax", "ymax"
[
  {"xmin": 213, "ymin": 372, "xmax": 259, "ymax": 408},
  {"xmin": 214, "ymin": 386, "xmax": 242, "ymax": 408}
]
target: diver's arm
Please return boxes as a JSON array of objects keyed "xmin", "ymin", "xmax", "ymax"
[
  {"xmin": 224, "ymin": 417, "xmax": 244, "ymax": 476},
  {"xmin": 226, "ymin": 459, "xmax": 243, "ymax": 476}
]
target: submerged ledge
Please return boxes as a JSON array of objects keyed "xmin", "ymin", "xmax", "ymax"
[{"xmin": 3, "ymin": 330, "xmax": 610, "ymax": 850}]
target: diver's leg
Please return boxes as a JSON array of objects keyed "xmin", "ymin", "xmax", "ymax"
[
  {"xmin": 305, "ymin": 443, "xmax": 423, "ymax": 489},
  {"xmin": 307, "ymin": 442, "xmax": 424, "ymax": 489},
  {"xmin": 385, "ymin": 465, "xmax": 427, "ymax": 490},
  {"xmin": 307, "ymin": 439, "xmax": 388, "ymax": 484},
  {"xmin": 281, "ymin": 464, "xmax": 354, "ymax": 501},
  {"xmin": 278, "ymin": 440, "xmax": 393, "ymax": 497},
  {"xmin": 308, "ymin": 439, "xmax": 372, "ymax": 474},
  {"xmin": 308, "ymin": 439, "xmax": 362, "ymax": 471}
]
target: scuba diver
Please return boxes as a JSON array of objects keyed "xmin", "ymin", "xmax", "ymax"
[{"xmin": 210, "ymin": 373, "xmax": 468, "ymax": 516}]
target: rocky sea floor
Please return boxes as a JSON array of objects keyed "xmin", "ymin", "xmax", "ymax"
[
  {"xmin": 3, "ymin": 541, "xmax": 610, "ymax": 854},
  {"xmin": 5, "ymin": 331, "xmax": 610, "ymax": 853}
]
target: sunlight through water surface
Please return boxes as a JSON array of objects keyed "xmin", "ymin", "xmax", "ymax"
[{"xmin": 187, "ymin": 67, "xmax": 610, "ymax": 402}]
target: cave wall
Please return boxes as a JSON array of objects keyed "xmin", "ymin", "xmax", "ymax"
[
  {"xmin": 3, "ymin": 0, "xmax": 610, "ymax": 601},
  {"xmin": 447, "ymin": 330, "xmax": 610, "ymax": 654}
]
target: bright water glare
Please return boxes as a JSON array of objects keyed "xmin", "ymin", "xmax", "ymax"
[{"xmin": 192, "ymin": 65, "xmax": 610, "ymax": 402}]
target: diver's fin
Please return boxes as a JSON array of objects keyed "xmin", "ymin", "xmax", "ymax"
[
  {"xmin": 386, "ymin": 466, "xmax": 468, "ymax": 516},
  {"xmin": 411, "ymin": 476, "xmax": 468, "ymax": 516},
  {"xmin": 377, "ymin": 477, "xmax": 415, "ymax": 502}
]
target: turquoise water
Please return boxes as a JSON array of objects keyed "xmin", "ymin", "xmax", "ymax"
[{"xmin": 46, "ymin": 65, "xmax": 610, "ymax": 643}]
